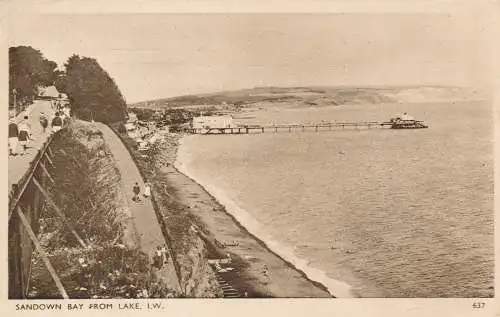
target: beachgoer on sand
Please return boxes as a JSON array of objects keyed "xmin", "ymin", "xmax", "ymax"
[
  {"xmin": 8, "ymin": 119, "xmax": 19, "ymax": 156},
  {"xmin": 18, "ymin": 116, "xmax": 32, "ymax": 155},
  {"xmin": 132, "ymin": 182, "xmax": 141, "ymax": 202},
  {"xmin": 263, "ymin": 265, "xmax": 270, "ymax": 278},
  {"xmin": 143, "ymin": 182, "xmax": 151, "ymax": 198}
]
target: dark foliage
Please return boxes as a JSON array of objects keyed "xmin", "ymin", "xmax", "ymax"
[
  {"xmin": 9, "ymin": 46, "xmax": 58, "ymax": 107},
  {"xmin": 117, "ymin": 123, "xmax": 127, "ymax": 134},
  {"xmin": 58, "ymin": 54, "xmax": 127, "ymax": 123}
]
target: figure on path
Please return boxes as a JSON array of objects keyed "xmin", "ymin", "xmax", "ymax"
[
  {"xmin": 51, "ymin": 112, "xmax": 63, "ymax": 133},
  {"xmin": 132, "ymin": 182, "xmax": 141, "ymax": 202},
  {"xmin": 39, "ymin": 112, "xmax": 48, "ymax": 133},
  {"xmin": 18, "ymin": 116, "xmax": 32, "ymax": 155},
  {"xmin": 161, "ymin": 244, "xmax": 168, "ymax": 265},
  {"xmin": 8, "ymin": 119, "xmax": 19, "ymax": 156},
  {"xmin": 153, "ymin": 246, "xmax": 163, "ymax": 269},
  {"xmin": 143, "ymin": 182, "xmax": 151, "ymax": 199}
]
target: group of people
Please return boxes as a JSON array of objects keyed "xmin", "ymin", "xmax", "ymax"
[
  {"xmin": 153, "ymin": 245, "xmax": 169, "ymax": 269},
  {"xmin": 8, "ymin": 115, "xmax": 33, "ymax": 156},
  {"xmin": 132, "ymin": 182, "xmax": 151, "ymax": 202},
  {"xmin": 8, "ymin": 111, "xmax": 66, "ymax": 156}
]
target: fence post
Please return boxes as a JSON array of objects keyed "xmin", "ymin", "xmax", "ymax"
[{"xmin": 17, "ymin": 206, "xmax": 69, "ymax": 299}]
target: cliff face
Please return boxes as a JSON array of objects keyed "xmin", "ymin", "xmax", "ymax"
[{"xmin": 382, "ymin": 86, "xmax": 488, "ymax": 104}]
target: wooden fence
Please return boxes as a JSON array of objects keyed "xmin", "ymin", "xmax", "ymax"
[{"xmin": 8, "ymin": 126, "xmax": 80, "ymax": 299}]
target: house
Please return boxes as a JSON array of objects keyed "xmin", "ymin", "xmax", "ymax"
[
  {"xmin": 127, "ymin": 112, "xmax": 138, "ymax": 123},
  {"xmin": 192, "ymin": 116, "xmax": 233, "ymax": 132},
  {"xmin": 37, "ymin": 86, "xmax": 60, "ymax": 100}
]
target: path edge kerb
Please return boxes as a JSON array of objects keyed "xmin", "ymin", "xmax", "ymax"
[{"xmin": 104, "ymin": 123, "xmax": 185, "ymax": 295}]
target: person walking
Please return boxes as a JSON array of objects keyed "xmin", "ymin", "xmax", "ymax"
[
  {"xmin": 51, "ymin": 112, "xmax": 63, "ymax": 133},
  {"xmin": 161, "ymin": 244, "xmax": 168, "ymax": 265},
  {"xmin": 143, "ymin": 182, "xmax": 151, "ymax": 199},
  {"xmin": 18, "ymin": 116, "xmax": 32, "ymax": 155},
  {"xmin": 153, "ymin": 246, "xmax": 163, "ymax": 269},
  {"xmin": 132, "ymin": 182, "xmax": 141, "ymax": 202},
  {"xmin": 39, "ymin": 112, "xmax": 49, "ymax": 133},
  {"xmin": 8, "ymin": 119, "xmax": 19, "ymax": 156}
]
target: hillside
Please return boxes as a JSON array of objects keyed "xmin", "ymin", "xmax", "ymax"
[{"xmin": 129, "ymin": 85, "xmax": 487, "ymax": 110}]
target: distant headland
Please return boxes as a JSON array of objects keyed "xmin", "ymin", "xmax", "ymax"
[{"xmin": 129, "ymin": 85, "xmax": 488, "ymax": 109}]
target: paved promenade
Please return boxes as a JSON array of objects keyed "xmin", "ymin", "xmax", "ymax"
[
  {"xmin": 95, "ymin": 122, "xmax": 182, "ymax": 293},
  {"xmin": 8, "ymin": 100, "xmax": 55, "ymax": 190}
]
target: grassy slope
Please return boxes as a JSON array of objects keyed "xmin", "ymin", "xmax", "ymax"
[
  {"xmin": 29, "ymin": 122, "xmax": 176, "ymax": 299},
  {"xmin": 129, "ymin": 85, "xmax": 484, "ymax": 109}
]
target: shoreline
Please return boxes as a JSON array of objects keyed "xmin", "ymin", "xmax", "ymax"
[{"xmin": 173, "ymin": 135, "xmax": 353, "ymax": 298}]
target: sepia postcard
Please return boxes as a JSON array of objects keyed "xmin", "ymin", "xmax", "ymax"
[{"xmin": 1, "ymin": 0, "xmax": 498, "ymax": 316}]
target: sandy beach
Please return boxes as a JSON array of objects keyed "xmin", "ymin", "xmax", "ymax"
[{"xmin": 133, "ymin": 132, "xmax": 334, "ymax": 298}]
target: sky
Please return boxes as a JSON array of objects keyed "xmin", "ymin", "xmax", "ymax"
[{"xmin": 8, "ymin": 12, "xmax": 491, "ymax": 103}]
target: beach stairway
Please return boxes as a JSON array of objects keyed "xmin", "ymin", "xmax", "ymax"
[
  {"xmin": 215, "ymin": 273, "xmax": 241, "ymax": 298},
  {"xmin": 209, "ymin": 261, "xmax": 242, "ymax": 298}
]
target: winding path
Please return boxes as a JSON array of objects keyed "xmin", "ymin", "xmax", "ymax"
[{"xmin": 94, "ymin": 122, "xmax": 181, "ymax": 293}]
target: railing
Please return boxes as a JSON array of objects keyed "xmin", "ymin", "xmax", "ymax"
[
  {"xmin": 8, "ymin": 134, "xmax": 56, "ymax": 220},
  {"xmin": 8, "ymin": 122, "xmax": 72, "ymax": 299}
]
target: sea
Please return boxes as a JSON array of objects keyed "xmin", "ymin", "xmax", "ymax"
[{"xmin": 175, "ymin": 101, "xmax": 494, "ymax": 298}]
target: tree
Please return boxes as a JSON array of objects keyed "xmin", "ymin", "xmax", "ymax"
[
  {"xmin": 60, "ymin": 55, "xmax": 127, "ymax": 123},
  {"xmin": 9, "ymin": 46, "xmax": 58, "ymax": 107}
]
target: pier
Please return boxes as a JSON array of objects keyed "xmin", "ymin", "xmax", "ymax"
[{"xmin": 186, "ymin": 120, "xmax": 428, "ymax": 135}]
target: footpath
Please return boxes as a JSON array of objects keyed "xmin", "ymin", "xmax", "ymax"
[
  {"xmin": 8, "ymin": 100, "xmax": 56, "ymax": 190},
  {"xmin": 94, "ymin": 123, "xmax": 182, "ymax": 294}
]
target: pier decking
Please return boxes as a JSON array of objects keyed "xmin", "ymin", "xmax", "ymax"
[{"xmin": 186, "ymin": 120, "xmax": 428, "ymax": 135}]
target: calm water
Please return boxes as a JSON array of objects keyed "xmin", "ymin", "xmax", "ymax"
[{"xmin": 177, "ymin": 101, "xmax": 493, "ymax": 297}]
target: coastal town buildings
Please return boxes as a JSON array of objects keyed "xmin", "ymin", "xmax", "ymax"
[{"xmin": 192, "ymin": 115, "xmax": 233, "ymax": 132}]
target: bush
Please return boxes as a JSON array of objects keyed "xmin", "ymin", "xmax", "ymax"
[{"xmin": 117, "ymin": 123, "xmax": 127, "ymax": 134}]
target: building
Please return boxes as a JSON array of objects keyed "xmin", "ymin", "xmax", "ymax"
[
  {"xmin": 37, "ymin": 86, "xmax": 60, "ymax": 100},
  {"xmin": 192, "ymin": 116, "xmax": 233, "ymax": 132},
  {"xmin": 127, "ymin": 112, "xmax": 138, "ymax": 123}
]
